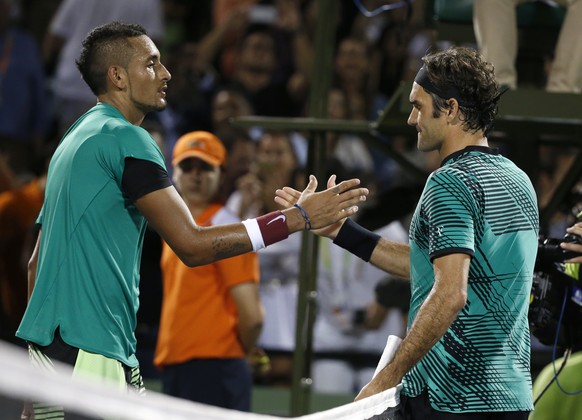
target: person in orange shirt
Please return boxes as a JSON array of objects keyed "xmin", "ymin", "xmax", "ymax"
[
  {"xmin": 0, "ymin": 172, "xmax": 46, "ymax": 343},
  {"xmin": 154, "ymin": 131, "xmax": 263, "ymax": 411}
]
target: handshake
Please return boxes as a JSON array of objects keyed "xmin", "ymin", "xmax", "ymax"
[{"xmin": 275, "ymin": 174, "xmax": 365, "ymax": 239}]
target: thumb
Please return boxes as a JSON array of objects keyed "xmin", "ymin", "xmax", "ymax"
[
  {"xmin": 303, "ymin": 174, "xmax": 317, "ymax": 194},
  {"xmin": 327, "ymin": 174, "xmax": 337, "ymax": 189}
]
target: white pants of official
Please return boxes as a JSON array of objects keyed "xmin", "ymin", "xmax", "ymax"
[{"xmin": 473, "ymin": 0, "xmax": 582, "ymax": 92}]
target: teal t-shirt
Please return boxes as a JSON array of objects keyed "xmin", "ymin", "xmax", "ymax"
[
  {"xmin": 17, "ymin": 103, "xmax": 167, "ymax": 367},
  {"xmin": 403, "ymin": 146, "xmax": 539, "ymax": 413}
]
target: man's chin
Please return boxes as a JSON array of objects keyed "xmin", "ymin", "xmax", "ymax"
[{"xmin": 149, "ymin": 102, "xmax": 168, "ymax": 113}]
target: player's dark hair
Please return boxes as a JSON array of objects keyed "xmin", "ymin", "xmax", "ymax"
[
  {"xmin": 422, "ymin": 46, "xmax": 501, "ymax": 136},
  {"xmin": 76, "ymin": 21, "xmax": 147, "ymax": 95}
]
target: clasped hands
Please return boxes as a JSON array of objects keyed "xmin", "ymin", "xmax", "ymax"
[{"xmin": 278, "ymin": 174, "xmax": 365, "ymax": 236}]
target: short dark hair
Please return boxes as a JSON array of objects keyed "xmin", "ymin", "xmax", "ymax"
[
  {"xmin": 422, "ymin": 46, "xmax": 500, "ymax": 136},
  {"xmin": 76, "ymin": 21, "xmax": 147, "ymax": 96}
]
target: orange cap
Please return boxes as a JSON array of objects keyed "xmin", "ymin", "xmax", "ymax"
[{"xmin": 172, "ymin": 131, "xmax": 227, "ymax": 167}]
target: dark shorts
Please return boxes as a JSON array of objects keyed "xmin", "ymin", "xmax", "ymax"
[
  {"xmin": 401, "ymin": 388, "xmax": 530, "ymax": 420},
  {"xmin": 161, "ymin": 358, "xmax": 252, "ymax": 411}
]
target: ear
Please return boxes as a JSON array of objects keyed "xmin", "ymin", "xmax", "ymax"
[
  {"xmin": 107, "ymin": 66, "xmax": 126, "ymax": 90},
  {"xmin": 446, "ymin": 98, "xmax": 460, "ymax": 122}
]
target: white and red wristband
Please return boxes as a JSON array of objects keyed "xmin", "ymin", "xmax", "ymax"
[{"xmin": 242, "ymin": 210, "xmax": 290, "ymax": 252}]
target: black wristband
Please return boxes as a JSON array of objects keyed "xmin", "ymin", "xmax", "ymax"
[{"xmin": 333, "ymin": 218, "xmax": 381, "ymax": 262}]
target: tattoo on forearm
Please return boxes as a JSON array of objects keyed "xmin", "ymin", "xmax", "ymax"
[{"xmin": 212, "ymin": 236, "xmax": 247, "ymax": 260}]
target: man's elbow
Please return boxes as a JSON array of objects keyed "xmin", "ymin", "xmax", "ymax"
[
  {"xmin": 451, "ymin": 289, "xmax": 468, "ymax": 313},
  {"xmin": 178, "ymin": 252, "xmax": 213, "ymax": 268}
]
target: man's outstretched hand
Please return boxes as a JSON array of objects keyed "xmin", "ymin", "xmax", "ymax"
[{"xmin": 278, "ymin": 175, "xmax": 360, "ymax": 237}]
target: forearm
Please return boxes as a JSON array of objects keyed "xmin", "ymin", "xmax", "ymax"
[
  {"xmin": 238, "ymin": 321, "xmax": 263, "ymax": 354},
  {"xmin": 196, "ymin": 25, "xmax": 229, "ymax": 70},
  {"xmin": 369, "ymin": 238, "xmax": 411, "ymax": 279},
  {"xmin": 332, "ymin": 219, "xmax": 411, "ymax": 279},
  {"xmin": 374, "ymin": 254, "xmax": 469, "ymax": 389},
  {"xmin": 231, "ymin": 283, "xmax": 264, "ymax": 354},
  {"xmin": 379, "ymin": 287, "xmax": 462, "ymax": 386},
  {"xmin": 138, "ymin": 187, "xmax": 302, "ymax": 266},
  {"xmin": 140, "ymin": 177, "xmax": 367, "ymax": 266}
]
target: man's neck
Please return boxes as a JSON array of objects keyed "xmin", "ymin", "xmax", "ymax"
[
  {"xmin": 98, "ymin": 95, "xmax": 145, "ymax": 126},
  {"xmin": 439, "ymin": 131, "xmax": 487, "ymax": 161}
]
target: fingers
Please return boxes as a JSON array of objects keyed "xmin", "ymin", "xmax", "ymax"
[
  {"xmin": 333, "ymin": 186, "xmax": 369, "ymax": 206},
  {"xmin": 274, "ymin": 186, "xmax": 301, "ymax": 208},
  {"xmin": 560, "ymin": 242, "xmax": 582, "ymax": 253},
  {"xmin": 342, "ymin": 205, "xmax": 361, "ymax": 217},
  {"xmin": 302, "ymin": 174, "xmax": 318, "ymax": 194},
  {"xmin": 330, "ymin": 178, "xmax": 361, "ymax": 194},
  {"xmin": 566, "ymin": 223, "xmax": 582, "ymax": 236}
]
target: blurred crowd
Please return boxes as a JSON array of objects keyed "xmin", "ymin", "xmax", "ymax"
[{"xmin": 0, "ymin": 0, "xmax": 580, "ymax": 411}]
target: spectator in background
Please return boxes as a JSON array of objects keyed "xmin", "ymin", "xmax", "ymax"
[
  {"xmin": 325, "ymin": 87, "xmax": 375, "ymax": 175},
  {"xmin": 196, "ymin": 2, "xmax": 307, "ymax": 118},
  {"xmin": 218, "ymin": 127, "xmax": 258, "ymax": 205},
  {"xmin": 42, "ymin": 0, "xmax": 165, "ymax": 135},
  {"xmin": 229, "ymin": 25, "xmax": 302, "ymax": 117},
  {"xmin": 375, "ymin": 21, "xmax": 417, "ymax": 99},
  {"xmin": 211, "ymin": 84, "xmax": 261, "ymax": 141},
  {"xmin": 163, "ymin": 41, "xmax": 218, "ymax": 135},
  {"xmin": 0, "ymin": 0, "xmax": 49, "ymax": 178},
  {"xmin": 0, "ymin": 154, "xmax": 46, "ymax": 344},
  {"xmin": 226, "ymin": 130, "xmax": 302, "ymax": 220},
  {"xmin": 155, "ymin": 131, "xmax": 263, "ymax": 411},
  {"xmin": 473, "ymin": 0, "xmax": 582, "ymax": 92},
  {"xmin": 226, "ymin": 130, "xmax": 304, "ymax": 386},
  {"xmin": 333, "ymin": 35, "xmax": 387, "ymax": 121},
  {"xmin": 201, "ymin": 1, "xmax": 257, "ymax": 82}
]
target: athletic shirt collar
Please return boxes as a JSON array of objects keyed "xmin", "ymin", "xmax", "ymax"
[{"xmin": 440, "ymin": 145, "xmax": 499, "ymax": 167}]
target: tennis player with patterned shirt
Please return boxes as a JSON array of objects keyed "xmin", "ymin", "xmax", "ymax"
[
  {"xmin": 276, "ymin": 46, "xmax": 539, "ymax": 419},
  {"xmin": 16, "ymin": 21, "xmax": 368, "ymax": 419}
]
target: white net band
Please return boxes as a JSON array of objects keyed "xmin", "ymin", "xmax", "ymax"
[{"xmin": 0, "ymin": 337, "xmax": 402, "ymax": 420}]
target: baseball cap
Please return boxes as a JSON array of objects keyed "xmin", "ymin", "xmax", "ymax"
[{"xmin": 172, "ymin": 131, "xmax": 227, "ymax": 167}]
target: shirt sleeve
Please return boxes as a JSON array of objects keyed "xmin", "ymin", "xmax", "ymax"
[
  {"xmin": 121, "ymin": 157, "xmax": 172, "ymax": 202},
  {"xmin": 424, "ymin": 170, "xmax": 481, "ymax": 260}
]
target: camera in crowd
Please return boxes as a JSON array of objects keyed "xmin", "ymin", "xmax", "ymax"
[{"xmin": 529, "ymin": 233, "xmax": 582, "ymax": 350}]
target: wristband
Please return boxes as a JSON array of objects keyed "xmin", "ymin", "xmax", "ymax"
[
  {"xmin": 333, "ymin": 218, "xmax": 381, "ymax": 262},
  {"xmin": 242, "ymin": 211, "xmax": 290, "ymax": 251},
  {"xmin": 293, "ymin": 203, "xmax": 312, "ymax": 230},
  {"xmin": 242, "ymin": 219, "xmax": 265, "ymax": 252}
]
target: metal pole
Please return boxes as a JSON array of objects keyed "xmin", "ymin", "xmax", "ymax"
[{"xmin": 290, "ymin": 0, "xmax": 337, "ymax": 416}]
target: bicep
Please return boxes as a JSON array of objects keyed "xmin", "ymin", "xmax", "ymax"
[{"xmin": 135, "ymin": 186, "xmax": 200, "ymax": 260}]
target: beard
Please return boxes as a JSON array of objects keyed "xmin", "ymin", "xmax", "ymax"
[{"xmin": 132, "ymin": 93, "xmax": 167, "ymax": 115}]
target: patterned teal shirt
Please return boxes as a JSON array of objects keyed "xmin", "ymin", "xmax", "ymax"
[{"xmin": 403, "ymin": 146, "xmax": 538, "ymax": 413}]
